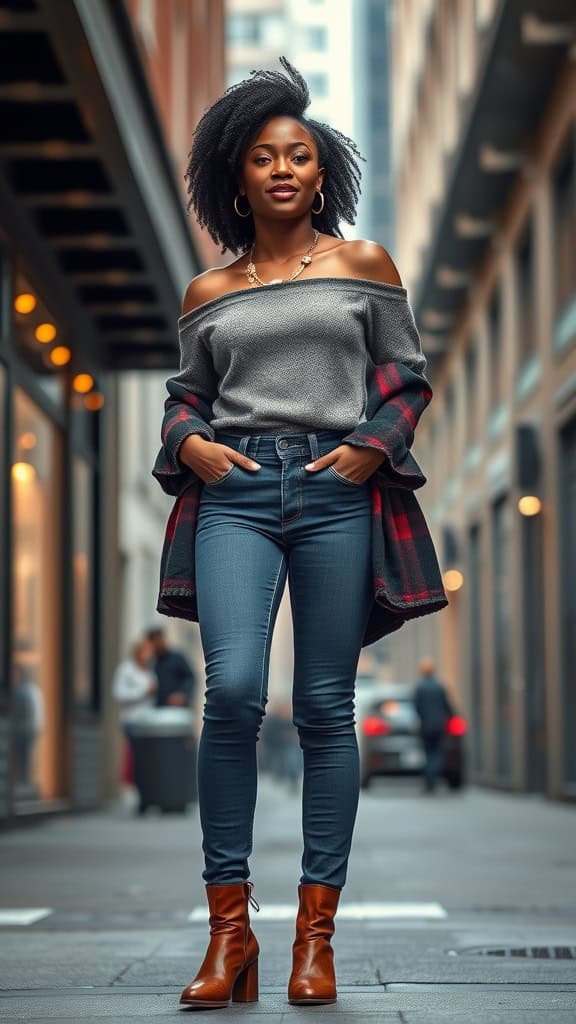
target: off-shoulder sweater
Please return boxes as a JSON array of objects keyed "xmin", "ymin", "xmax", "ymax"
[{"xmin": 170, "ymin": 276, "xmax": 427, "ymax": 441}]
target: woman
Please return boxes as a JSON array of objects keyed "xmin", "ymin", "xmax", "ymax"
[
  {"xmin": 112, "ymin": 638, "xmax": 157, "ymax": 813},
  {"xmin": 153, "ymin": 58, "xmax": 446, "ymax": 1010}
]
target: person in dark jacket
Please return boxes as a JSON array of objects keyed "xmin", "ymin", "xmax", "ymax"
[
  {"xmin": 145, "ymin": 627, "xmax": 196, "ymax": 708},
  {"xmin": 413, "ymin": 657, "xmax": 454, "ymax": 793}
]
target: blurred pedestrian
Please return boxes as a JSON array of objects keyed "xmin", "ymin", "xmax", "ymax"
[
  {"xmin": 145, "ymin": 627, "xmax": 196, "ymax": 708},
  {"xmin": 112, "ymin": 638, "xmax": 158, "ymax": 808},
  {"xmin": 413, "ymin": 657, "xmax": 454, "ymax": 793},
  {"xmin": 152, "ymin": 57, "xmax": 443, "ymax": 1010},
  {"xmin": 112, "ymin": 638, "xmax": 157, "ymax": 734}
]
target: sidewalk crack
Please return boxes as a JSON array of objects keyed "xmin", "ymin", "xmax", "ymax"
[{"xmin": 110, "ymin": 939, "xmax": 164, "ymax": 986}]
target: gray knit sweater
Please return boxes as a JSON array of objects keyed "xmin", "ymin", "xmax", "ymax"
[{"xmin": 173, "ymin": 276, "xmax": 426, "ymax": 438}]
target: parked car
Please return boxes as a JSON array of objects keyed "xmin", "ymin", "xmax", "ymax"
[{"xmin": 355, "ymin": 679, "xmax": 467, "ymax": 790}]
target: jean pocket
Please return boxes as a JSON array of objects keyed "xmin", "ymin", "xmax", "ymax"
[
  {"xmin": 205, "ymin": 463, "xmax": 240, "ymax": 486},
  {"xmin": 326, "ymin": 465, "xmax": 366, "ymax": 487}
]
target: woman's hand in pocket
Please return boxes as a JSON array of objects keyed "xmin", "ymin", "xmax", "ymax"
[
  {"xmin": 177, "ymin": 435, "xmax": 261, "ymax": 484},
  {"xmin": 304, "ymin": 443, "xmax": 385, "ymax": 484}
]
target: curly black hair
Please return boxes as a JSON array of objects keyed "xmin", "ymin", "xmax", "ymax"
[{"xmin": 184, "ymin": 56, "xmax": 365, "ymax": 255}]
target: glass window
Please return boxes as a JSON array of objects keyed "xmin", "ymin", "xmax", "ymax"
[
  {"xmin": 445, "ymin": 383, "xmax": 456, "ymax": 476},
  {"xmin": 73, "ymin": 458, "xmax": 94, "ymax": 709},
  {"xmin": 492, "ymin": 495, "xmax": 512, "ymax": 781},
  {"xmin": 12, "ymin": 269, "xmax": 67, "ymax": 409},
  {"xmin": 516, "ymin": 216, "xmax": 535, "ymax": 365},
  {"xmin": 303, "ymin": 25, "xmax": 327, "ymax": 50},
  {"xmin": 559, "ymin": 417, "xmax": 576, "ymax": 785},
  {"xmin": 11, "ymin": 388, "xmax": 63, "ymax": 805},
  {"xmin": 488, "ymin": 284, "xmax": 503, "ymax": 409},
  {"xmin": 553, "ymin": 137, "xmax": 576, "ymax": 317},
  {"xmin": 227, "ymin": 14, "xmax": 259, "ymax": 45},
  {"xmin": 464, "ymin": 342, "xmax": 478, "ymax": 446},
  {"xmin": 467, "ymin": 524, "xmax": 483, "ymax": 777},
  {"xmin": 0, "ymin": 363, "xmax": 6, "ymax": 695},
  {"xmin": 259, "ymin": 13, "xmax": 285, "ymax": 47},
  {"xmin": 306, "ymin": 72, "xmax": 328, "ymax": 98}
]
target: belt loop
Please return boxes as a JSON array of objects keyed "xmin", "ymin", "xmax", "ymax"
[
  {"xmin": 307, "ymin": 432, "xmax": 320, "ymax": 461},
  {"xmin": 238, "ymin": 435, "xmax": 251, "ymax": 456}
]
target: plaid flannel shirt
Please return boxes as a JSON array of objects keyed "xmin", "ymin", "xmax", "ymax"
[{"xmin": 152, "ymin": 358, "xmax": 448, "ymax": 648}]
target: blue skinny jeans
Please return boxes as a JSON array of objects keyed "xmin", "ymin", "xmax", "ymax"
[{"xmin": 194, "ymin": 429, "xmax": 374, "ymax": 890}]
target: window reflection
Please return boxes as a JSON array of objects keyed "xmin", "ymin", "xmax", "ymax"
[
  {"xmin": 11, "ymin": 388, "xmax": 63, "ymax": 803},
  {"xmin": 73, "ymin": 458, "xmax": 94, "ymax": 707},
  {"xmin": 0, "ymin": 365, "xmax": 5, "ymax": 694}
]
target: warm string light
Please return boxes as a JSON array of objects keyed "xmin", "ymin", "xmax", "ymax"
[
  {"xmin": 34, "ymin": 323, "xmax": 57, "ymax": 344},
  {"xmin": 73, "ymin": 373, "xmax": 94, "ymax": 394},
  {"xmin": 518, "ymin": 495, "xmax": 542, "ymax": 517},
  {"xmin": 14, "ymin": 290, "xmax": 102, "ymax": 409},
  {"xmin": 14, "ymin": 293, "xmax": 37, "ymax": 314},
  {"xmin": 84, "ymin": 392, "xmax": 105, "ymax": 411},
  {"xmin": 50, "ymin": 346, "xmax": 72, "ymax": 367},
  {"xmin": 19, "ymin": 432, "xmax": 36, "ymax": 450}
]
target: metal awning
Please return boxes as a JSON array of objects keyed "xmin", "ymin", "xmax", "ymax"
[
  {"xmin": 0, "ymin": 0, "xmax": 200, "ymax": 370},
  {"xmin": 413, "ymin": 0, "xmax": 576, "ymax": 362}
]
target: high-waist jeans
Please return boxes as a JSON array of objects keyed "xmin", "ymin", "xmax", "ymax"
[{"xmin": 194, "ymin": 429, "xmax": 374, "ymax": 890}]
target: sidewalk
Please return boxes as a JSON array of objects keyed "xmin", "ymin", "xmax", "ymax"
[{"xmin": 1, "ymin": 776, "xmax": 576, "ymax": 1021}]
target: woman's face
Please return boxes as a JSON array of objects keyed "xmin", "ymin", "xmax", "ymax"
[
  {"xmin": 136, "ymin": 640, "xmax": 154, "ymax": 666},
  {"xmin": 238, "ymin": 116, "xmax": 324, "ymax": 221}
]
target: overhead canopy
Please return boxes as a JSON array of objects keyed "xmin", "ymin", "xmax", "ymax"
[
  {"xmin": 0, "ymin": 0, "xmax": 200, "ymax": 370},
  {"xmin": 412, "ymin": 0, "xmax": 575, "ymax": 363}
]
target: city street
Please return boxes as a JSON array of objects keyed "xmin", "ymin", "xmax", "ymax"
[{"xmin": 1, "ymin": 776, "xmax": 575, "ymax": 1022}]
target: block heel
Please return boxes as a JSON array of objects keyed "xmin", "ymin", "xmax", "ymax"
[{"xmin": 232, "ymin": 958, "xmax": 259, "ymax": 1002}]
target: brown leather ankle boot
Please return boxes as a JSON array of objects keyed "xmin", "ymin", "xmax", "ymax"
[
  {"xmin": 179, "ymin": 882, "xmax": 259, "ymax": 1008},
  {"xmin": 288, "ymin": 883, "xmax": 341, "ymax": 1005}
]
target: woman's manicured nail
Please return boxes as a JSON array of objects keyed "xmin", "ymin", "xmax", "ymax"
[
  {"xmin": 251, "ymin": 461, "xmax": 261, "ymax": 469},
  {"xmin": 305, "ymin": 463, "xmax": 315, "ymax": 470}
]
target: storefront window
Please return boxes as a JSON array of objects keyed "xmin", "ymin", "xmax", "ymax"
[
  {"xmin": 0, "ymin": 364, "xmax": 6, "ymax": 695},
  {"xmin": 492, "ymin": 495, "xmax": 512, "ymax": 782},
  {"xmin": 11, "ymin": 388, "xmax": 63, "ymax": 804},
  {"xmin": 73, "ymin": 457, "xmax": 94, "ymax": 708}
]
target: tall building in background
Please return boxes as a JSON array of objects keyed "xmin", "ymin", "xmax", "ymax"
[
  {"xmin": 0, "ymin": 0, "xmax": 224, "ymax": 825},
  {"xmin": 389, "ymin": 0, "xmax": 576, "ymax": 801},
  {"xmin": 352, "ymin": 0, "xmax": 394, "ymax": 251}
]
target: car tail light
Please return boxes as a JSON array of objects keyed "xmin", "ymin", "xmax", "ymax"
[
  {"xmin": 362, "ymin": 716, "xmax": 391, "ymax": 737},
  {"xmin": 446, "ymin": 715, "xmax": 467, "ymax": 736}
]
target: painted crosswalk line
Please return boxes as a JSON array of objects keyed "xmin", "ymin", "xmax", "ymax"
[
  {"xmin": 0, "ymin": 908, "xmax": 53, "ymax": 925},
  {"xmin": 188, "ymin": 902, "xmax": 447, "ymax": 922}
]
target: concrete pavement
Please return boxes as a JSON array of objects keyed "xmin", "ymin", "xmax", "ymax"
[{"xmin": 1, "ymin": 775, "xmax": 576, "ymax": 1021}]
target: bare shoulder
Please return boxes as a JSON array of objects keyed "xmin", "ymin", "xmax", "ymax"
[
  {"xmin": 339, "ymin": 239, "xmax": 403, "ymax": 287},
  {"xmin": 181, "ymin": 267, "xmax": 236, "ymax": 315}
]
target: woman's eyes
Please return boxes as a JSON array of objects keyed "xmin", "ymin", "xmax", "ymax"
[{"xmin": 253, "ymin": 154, "xmax": 309, "ymax": 165}]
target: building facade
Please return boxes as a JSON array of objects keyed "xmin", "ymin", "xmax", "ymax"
[
  {"xmin": 0, "ymin": 0, "xmax": 224, "ymax": 825},
  {"xmin": 388, "ymin": 0, "xmax": 576, "ymax": 800}
]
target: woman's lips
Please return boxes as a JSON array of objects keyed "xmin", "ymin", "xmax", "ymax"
[{"xmin": 268, "ymin": 188, "xmax": 298, "ymax": 200}]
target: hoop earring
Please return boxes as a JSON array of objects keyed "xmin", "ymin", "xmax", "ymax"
[
  {"xmin": 311, "ymin": 190, "xmax": 325, "ymax": 215},
  {"xmin": 234, "ymin": 194, "xmax": 252, "ymax": 218}
]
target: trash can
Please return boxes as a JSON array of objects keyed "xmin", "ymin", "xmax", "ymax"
[{"xmin": 128, "ymin": 707, "xmax": 197, "ymax": 814}]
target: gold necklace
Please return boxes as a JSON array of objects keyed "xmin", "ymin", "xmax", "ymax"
[{"xmin": 246, "ymin": 229, "xmax": 320, "ymax": 287}]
